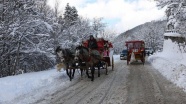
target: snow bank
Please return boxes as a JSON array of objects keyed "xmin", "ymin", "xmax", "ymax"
[
  {"xmin": 0, "ymin": 68, "xmax": 66, "ymax": 103},
  {"xmin": 149, "ymin": 37, "xmax": 186, "ymax": 92},
  {"xmin": 149, "ymin": 55, "xmax": 186, "ymax": 92}
]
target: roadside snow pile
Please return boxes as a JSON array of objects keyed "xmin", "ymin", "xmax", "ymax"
[
  {"xmin": 148, "ymin": 38, "xmax": 186, "ymax": 92},
  {"xmin": 149, "ymin": 55, "xmax": 186, "ymax": 92},
  {"xmin": 0, "ymin": 68, "xmax": 66, "ymax": 103}
]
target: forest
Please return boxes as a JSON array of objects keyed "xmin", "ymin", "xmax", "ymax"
[{"xmin": 0, "ymin": 0, "xmax": 115, "ymax": 77}]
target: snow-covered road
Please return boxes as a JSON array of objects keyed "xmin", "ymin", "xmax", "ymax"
[
  {"xmin": 126, "ymin": 61, "xmax": 186, "ymax": 104},
  {"xmin": 26, "ymin": 59, "xmax": 186, "ymax": 103},
  {"xmin": 34, "ymin": 60, "xmax": 129, "ymax": 104},
  {"xmin": 2, "ymin": 56, "xmax": 186, "ymax": 104}
]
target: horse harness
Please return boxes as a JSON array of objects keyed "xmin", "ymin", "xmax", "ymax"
[{"xmin": 78, "ymin": 46, "xmax": 91, "ymax": 62}]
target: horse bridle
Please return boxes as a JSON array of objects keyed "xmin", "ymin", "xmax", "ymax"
[
  {"xmin": 57, "ymin": 50, "xmax": 67, "ymax": 63},
  {"xmin": 75, "ymin": 46, "xmax": 86, "ymax": 60}
]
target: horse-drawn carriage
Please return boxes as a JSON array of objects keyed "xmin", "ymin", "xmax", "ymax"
[
  {"xmin": 125, "ymin": 40, "xmax": 145, "ymax": 65},
  {"xmin": 56, "ymin": 38, "xmax": 114, "ymax": 81},
  {"xmin": 74, "ymin": 38, "xmax": 114, "ymax": 81},
  {"xmin": 82, "ymin": 38, "xmax": 114, "ymax": 71}
]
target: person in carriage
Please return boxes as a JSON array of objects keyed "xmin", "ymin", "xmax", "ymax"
[
  {"xmin": 88, "ymin": 35, "xmax": 98, "ymax": 49},
  {"xmin": 103, "ymin": 40, "xmax": 109, "ymax": 56},
  {"xmin": 87, "ymin": 35, "xmax": 101, "ymax": 59}
]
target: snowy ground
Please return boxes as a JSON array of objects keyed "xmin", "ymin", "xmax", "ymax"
[
  {"xmin": 0, "ymin": 52, "xmax": 186, "ymax": 104},
  {"xmin": 0, "ymin": 55, "xmax": 120, "ymax": 104},
  {"xmin": 0, "ymin": 67, "xmax": 69, "ymax": 104},
  {"xmin": 148, "ymin": 38, "xmax": 186, "ymax": 92},
  {"xmin": 148, "ymin": 52, "xmax": 186, "ymax": 92}
]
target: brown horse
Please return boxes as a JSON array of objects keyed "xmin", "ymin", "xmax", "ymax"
[
  {"xmin": 74, "ymin": 45, "xmax": 102, "ymax": 81},
  {"xmin": 55, "ymin": 46, "xmax": 76, "ymax": 81}
]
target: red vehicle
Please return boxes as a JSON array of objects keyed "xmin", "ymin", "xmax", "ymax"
[
  {"xmin": 125, "ymin": 40, "xmax": 145, "ymax": 65},
  {"xmin": 83, "ymin": 38, "xmax": 114, "ymax": 71}
]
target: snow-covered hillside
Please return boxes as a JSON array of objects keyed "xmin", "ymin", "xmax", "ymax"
[{"xmin": 113, "ymin": 20, "xmax": 166, "ymax": 53}]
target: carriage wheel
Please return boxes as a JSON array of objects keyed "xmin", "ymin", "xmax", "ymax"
[
  {"xmin": 127, "ymin": 59, "xmax": 129, "ymax": 65},
  {"xmin": 105, "ymin": 62, "xmax": 108, "ymax": 75},
  {"xmin": 144, "ymin": 52, "xmax": 146, "ymax": 64},
  {"xmin": 142, "ymin": 52, "xmax": 145, "ymax": 65},
  {"xmin": 112, "ymin": 56, "xmax": 114, "ymax": 70},
  {"xmin": 127, "ymin": 54, "xmax": 129, "ymax": 65}
]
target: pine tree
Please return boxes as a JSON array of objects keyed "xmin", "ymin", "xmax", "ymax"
[{"xmin": 63, "ymin": 3, "xmax": 78, "ymax": 26}]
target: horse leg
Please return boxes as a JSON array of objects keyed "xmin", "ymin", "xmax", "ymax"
[
  {"xmin": 106, "ymin": 63, "xmax": 108, "ymax": 75},
  {"xmin": 80, "ymin": 68, "xmax": 83, "ymax": 80},
  {"xmin": 98, "ymin": 66, "xmax": 100, "ymax": 77},
  {"xmin": 72, "ymin": 69, "xmax": 75, "ymax": 79},
  {"xmin": 69, "ymin": 69, "xmax": 72, "ymax": 81},
  {"xmin": 86, "ymin": 68, "xmax": 91, "ymax": 79},
  {"xmin": 91, "ymin": 66, "xmax": 95, "ymax": 81},
  {"xmin": 66, "ymin": 69, "xmax": 71, "ymax": 81},
  {"xmin": 98, "ymin": 61, "xmax": 102, "ymax": 77}
]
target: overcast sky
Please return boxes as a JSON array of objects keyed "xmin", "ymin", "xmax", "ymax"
[{"xmin": 47, "ymin": 0, "xmax": 166, "ymax": 34}]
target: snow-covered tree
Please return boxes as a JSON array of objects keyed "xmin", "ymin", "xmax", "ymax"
[
  {"xmin": 156, "ymin": 0, "xmax": 186, "ymax": 36},
  {"xmin": 92, "ymin": 17, "xmax": 106, "ymax": 38},
  {"xmin": 63, "ymin": 3, "xmax": 78, "ymax": 27},
  {"xmin": 58, "ymin": 17, "xmax": 93, "ymax": 50},
  {"xmin": 155, "ymin": 0, "xmax": 186, "ymax": 54},
  {"xmin": 0, "ymin": 1, "xmax": 109, "ymax": 77},
  {"xmin": 0, "ymin": 0, "xmax": 38, "ymax": 76},
  {"xmin": 0, "ymin": 0, "xmax": 56, "ymax": 77},
  {"xmin": 99, "ymin": 29, "xmax": 117, "ymax": 42},
  {"xmin": 35, "ymin": 0, "xmax": 54, "ymax": 22}
]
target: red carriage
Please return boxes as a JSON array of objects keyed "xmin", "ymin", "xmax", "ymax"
[
  {"xmin": 125, "ymin": 40, "xmax": 145, "ymax": 65},
  {"xmin": 56, "ymin": 38, "xmax": 114, "ymax": 81},
  {"xmin": 82, "ymin": 38, "xmax": 114, "ymax": 71}
]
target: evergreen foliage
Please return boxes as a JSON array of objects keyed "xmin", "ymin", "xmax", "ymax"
[{"xmin": 63, "ymin": 3, "xmax": 78, "ymax": 26}]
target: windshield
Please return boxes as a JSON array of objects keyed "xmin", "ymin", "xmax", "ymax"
[
  {"xmin": 134, "ymin": 42, "xmax": 142, "ymax": 48},
  {"xmin": 127, "ymin": 42, "xmax": 142, "ymax": 49},
  {"xmin": 127, "ymin": 43, "xmax": 133, "ymax": 49}
]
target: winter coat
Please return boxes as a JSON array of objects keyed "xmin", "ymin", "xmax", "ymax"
[{"xmin": 88, "ymin": 39, "xmax": 98, "ymax": 49}]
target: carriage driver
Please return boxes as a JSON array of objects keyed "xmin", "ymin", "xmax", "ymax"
[
  {"xmin": 87, "ymin": 35, "xmax": 101, "ymax": 59},
  {"xmin": 88, "ymin": 35, "xmax": 98, "ymax": 49}
]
